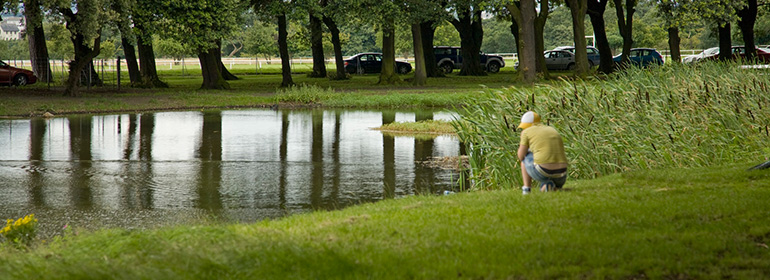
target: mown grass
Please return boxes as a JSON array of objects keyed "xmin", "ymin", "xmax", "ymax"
[
  {"xmin": 0, "ymin": 69, "xmax": 525, "ymax": 117},
  {"xmin": 1, "ymin": 164, "xmax": 769, "ymax": 279},
  {"xmin": 455, "ymin": 62, "xmax": 770, "ymax": 189}
]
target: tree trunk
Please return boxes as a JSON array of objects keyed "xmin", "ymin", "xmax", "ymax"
[
  {"xmin": 450, "ymin": 7, "xmax": 486, "ymax": 76},
  {"xmin": 411, "ymin": 23, "xmax": 427, "ymax": 86},
  {"xmin": 216, "ymin": 40, "xmax": 238, "ymax": 80},
  {"xmin": 65, "ymin": 34, "xmax": 101, "ymax": 97},
  {"xmin": 121, "ymin": 37, "xmax": 141, "ymax": 85},
  {"xmin": 322, "ymin": 15, "xmax": 348, "ymax": 80},
  {"xmin": 738, "ymin": 0, "xmax": 758, "ymax": 61},
  {"xmin": 309, "ymin": 14, "xmax": 327, "ymax": 78},
  {"xmin": 566, "ymin": 0, "xmax": 589, "ymax": 76},
  {"xmin": 378, "ymin": 21, "xmax": 401, "ymax": 85},
  {"xmin": 509, "ymin": 20, "xmax": 520, "ymax": 57},
  {"xmin": 667, "ymin": 27, "xmax": 681, "ymax": 63},
  {"xmin": 420, "ymin": 21, "xmax": 443, "ymax": 77},
  {"xmin": 198, "ymin": 46, "xmax": 230, "ymax": 90},
  {"xmin": 718, "ymin": 22, "xmax": 732, "ymax": 61},
  {"xmin": 508, "ymin": 2, "xmax": 536, "ymax": 82},
  {"xmin": 587, "ymin": 0, "xmax": 614, "ymax": 73},
  {"xmin": 534, "ymin": 0, "xmax": 550, "ymax": 75},
  {"xmin": 136, "ymin": 32, "xmax": 168, "ymax": 88},
  {"xmin": 24, "ymin": 0, "xmax": 52, "ymax": 83},
  {"xmin": 613, "ymin": 0, "xmax": 635, "ymax": 65},
  {"xmin": 277, "ymin": 13, "xmax": 294, "ymax": 87}
]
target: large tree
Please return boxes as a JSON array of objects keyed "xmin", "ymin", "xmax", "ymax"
[
  {"xmin": 420, "ymin": 20, "xmax": 445, "ymax": 77},
  {"xmin": 320, "ymin": 0, "xmax": 349, "ymax": 80},
  {"xmin": 154, "ymin": 0, "xmax": 240, "ymax": 89},
  {"xmin": 379, "ymin": 17, "xmax": 401, "ymax": 84},
  {"xmin": 133, "ymin": 0, "xmax": 168, "ymax": 88},
  {"xmin": 737, "ymin": 0, "xmax": 758, "ymax": 60},
  {"xmin": 405, "ymin": 0, "xmax": 443, "ymax": 85},
  {"xmin": 506, "ymin": 0, "xmax": 537, "ymax": 82},
  {"xmin": 691, "ymin": 0, "xmax": 743, "ymax": 61},
  {"xmin": 277, "ymin": 12, "xmax": 294, "ymax": 87},
  {"xmin": 587, "ymin": 0, "xmax": 614, "ymax": 73},
  {"xmin": 448, "ymin": 0, "xmax": 487, "ymax": 76},
  {"xmin": 416, "ymin": 0, "xmax": 450, "ymax": 78},
  {"xmin": 655, "ymin": 0, "xmax": 698, "ymax": 64},
  {"xmin": 612, "ymin": 0, "xmax": 636, "ymax": 66},
  {"xmin": 532, "ymin": 0, "xmax": 551, "ymax": 74},
  {"xmin": 23, "ymin": 0, "xmax": 53, "ymax": 82},
  {"xmin": 254, "ymin": 0, "xmax": 294, "ymax": 87},
  {"xmin": 49, "ymin": 0, "xmax": 111, "ymax": 96},
  {"xmin": 113, "ymin": 0, "xmax": 141, "ymax": 85},
  {"xmin": 304, "ymin": 0, "xmax": 328, "ymax": 78},
  {"xmin": 565, "ymin": 0, "xmax": 590, "ymax": 76}
]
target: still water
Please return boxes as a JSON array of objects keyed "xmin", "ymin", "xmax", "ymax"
[{"xmin": 0, "ymin": 109, "xmax": 462, "ymax": 237}]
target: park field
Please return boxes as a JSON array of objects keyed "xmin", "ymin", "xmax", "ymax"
[
  {"xmin": 1, "ymin": 164, "xmax": 769, "ymax": 279},
  {"xmin": 0, "ymin": 66, "xmax": 533, "ymax": 118},
  {"xmin": 2, "ymin": 61, "xmax": 769, "ymax": 279}
]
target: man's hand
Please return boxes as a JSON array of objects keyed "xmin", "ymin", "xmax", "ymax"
[{"xmin": 517, "ymin": 144, "xmax": 528, "ymax": 162}]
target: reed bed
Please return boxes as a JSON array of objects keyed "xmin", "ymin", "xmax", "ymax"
[{"xmin": 454, "ymin": 62, "xmax": 770, "ymax": 190}]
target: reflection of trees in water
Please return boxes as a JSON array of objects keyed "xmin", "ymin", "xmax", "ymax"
[
  {"xmin": 118, "ymin": 114, "xmax": 155, "ymax": 210},
  {"xmin": 413, "ymin": 112, "xmax": 436, "ymax": 195},
  {"xmin": 196, "ymin": 111, "xmax": 223, "ymax": 211},
  {"xmin": 310, "ymin": 110, "xmax": 324, "ymax": 209},
  {"xmin": 278, "ymin": 110, "xmax": 289, "ymax": 211},
  {"xmin": 382, "ymin": 111, "xmax": 396, "ymax": 199},
  {"xmin": 4, "ymin": 109, "xmax": 460, "ymax": 222},
  {"xmin": 28, "ymin": 118, "xmax": 46, "ymax": 207},
  {"xmin": 69, "ymin": 116, "xmax": 93, "ymax": 210}
]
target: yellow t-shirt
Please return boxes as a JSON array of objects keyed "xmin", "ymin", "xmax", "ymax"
[{"xmin": 519, "ymin": 124, "xmax": 568, "ymax": 165}]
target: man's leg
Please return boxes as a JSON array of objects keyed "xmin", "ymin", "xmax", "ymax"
[{"xmin": 521, "ymin": 162, "xmax": 532, "ymax": 187}]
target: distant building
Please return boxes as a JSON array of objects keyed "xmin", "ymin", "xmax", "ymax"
[{"xmin": 0, "ymin": 16, "xmax": 25, "ymax": 40}]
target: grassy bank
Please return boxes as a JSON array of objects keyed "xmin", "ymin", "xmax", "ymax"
[
  {"xmin": 1, "ymin": 164, "xmax": 769, "ymax": 279},
  {"xmin": 0, "ymin": 69, "xmax": 526, "ymax": 118}
]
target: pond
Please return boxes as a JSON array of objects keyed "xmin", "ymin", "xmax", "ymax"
[{"xmin": 0, "ymin": 109, "xmax": 463, "ymax": 238}]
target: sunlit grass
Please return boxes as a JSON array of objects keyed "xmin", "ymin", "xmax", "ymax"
[
  {"xmin": 375, "ymin": 120, "xmax": 456, "ymax": 135},
  {"xmin": 1, "ymin": 164, "xmax": 769, "ymax": 279}
]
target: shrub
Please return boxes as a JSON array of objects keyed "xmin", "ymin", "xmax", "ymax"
[{"xmin": 1, "ymin": 214, "xmax": 38, "ymax": 248}]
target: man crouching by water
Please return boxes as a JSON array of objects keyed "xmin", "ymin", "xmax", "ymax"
[{"xmin": 517, "ymin": 111, "xmax": 568, "ymax": 194}]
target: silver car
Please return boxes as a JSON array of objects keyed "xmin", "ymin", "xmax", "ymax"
[
  {"xmin": 544, "ymin": 50, "xmax": 579, "ymax": 70},
  {"xmin": 682, "ymin": 47, "xmax": 718, "ymax": 64}
]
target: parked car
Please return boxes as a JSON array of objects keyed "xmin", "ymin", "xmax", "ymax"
[
  {"xmin": 513, "ymin": 50, "xmax": 594, "ymax": 71},
  {"xmin": 700, "ymin": 46, "xmax": 770, "ymax": 64},
  {"xmin": 553, "ymin": 46, "xmax": 601, "ymax": 67},
  {"xmin": 0, "ymin": 60, "xmax": 37, "ymax": 86},
  {"xmin": 683, "ymin": 47, "xmax": 719, "ymax": 64},
  {"xmin": 613, "ymin": 48, "xmax": 664, "ymax": 67},
  {"xmin": 434, "ymin": 46, "xmax": 505, "ymax": 74},
  {"xmin": 542, "ymin": 50, "xmax": 582, "ymax": 70},
  {"xmin": 344, "ymin": 53, "xmax": 412, "ymax": 74}
]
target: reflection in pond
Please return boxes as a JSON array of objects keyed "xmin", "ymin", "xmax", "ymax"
[{"xmin": 0, "ymin": 109, "xmax": 463, "ymax": 237}]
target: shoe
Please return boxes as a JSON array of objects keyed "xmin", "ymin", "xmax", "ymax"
[
  {"xmin": 521, "ymin": 186, "xmax": 531, "ymax": 195},
  {"xmin": 541, "ymin": 182, "xmax": 555, "ymax": 192}
]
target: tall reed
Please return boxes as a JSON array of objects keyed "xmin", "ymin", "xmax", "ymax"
[{"xmin": 454, "ymin": 62, "xmax": 770, "ymax": 190}]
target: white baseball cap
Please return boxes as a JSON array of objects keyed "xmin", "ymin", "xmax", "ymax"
[{"xmin": 518, "ymin": 111, "xmax": 541, "ymax": 129}]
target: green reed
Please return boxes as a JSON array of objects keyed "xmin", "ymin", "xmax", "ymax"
[{"xmin": 455, "ymin": 62, "xmax": 770, "ymax": 190}]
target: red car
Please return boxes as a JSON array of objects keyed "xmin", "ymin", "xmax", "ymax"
[
  {"xmin": 701, "ymin": 46, "xmax": 770, "ymax": 64},
  {"xmin": 0, "ymin": 60, "xmax": 37, "ymax": 86}
]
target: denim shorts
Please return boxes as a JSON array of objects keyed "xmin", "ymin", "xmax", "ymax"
[{"xmin": 523, "ymin": 152, "xmax": 567, "ymax": 189}]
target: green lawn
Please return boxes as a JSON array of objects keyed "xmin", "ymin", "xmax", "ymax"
[
  {"xmin": 1, "ymin": 164, "xmax": 768, "ymax": 279},
  {"xmin": 0, "ymin": 69, "xmax": 537, "ymax": 117}
]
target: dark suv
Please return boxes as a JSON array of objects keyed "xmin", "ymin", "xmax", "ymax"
[{"xmin": 434, "ymin": 46, "xmax": 505, "ymax": 74}]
